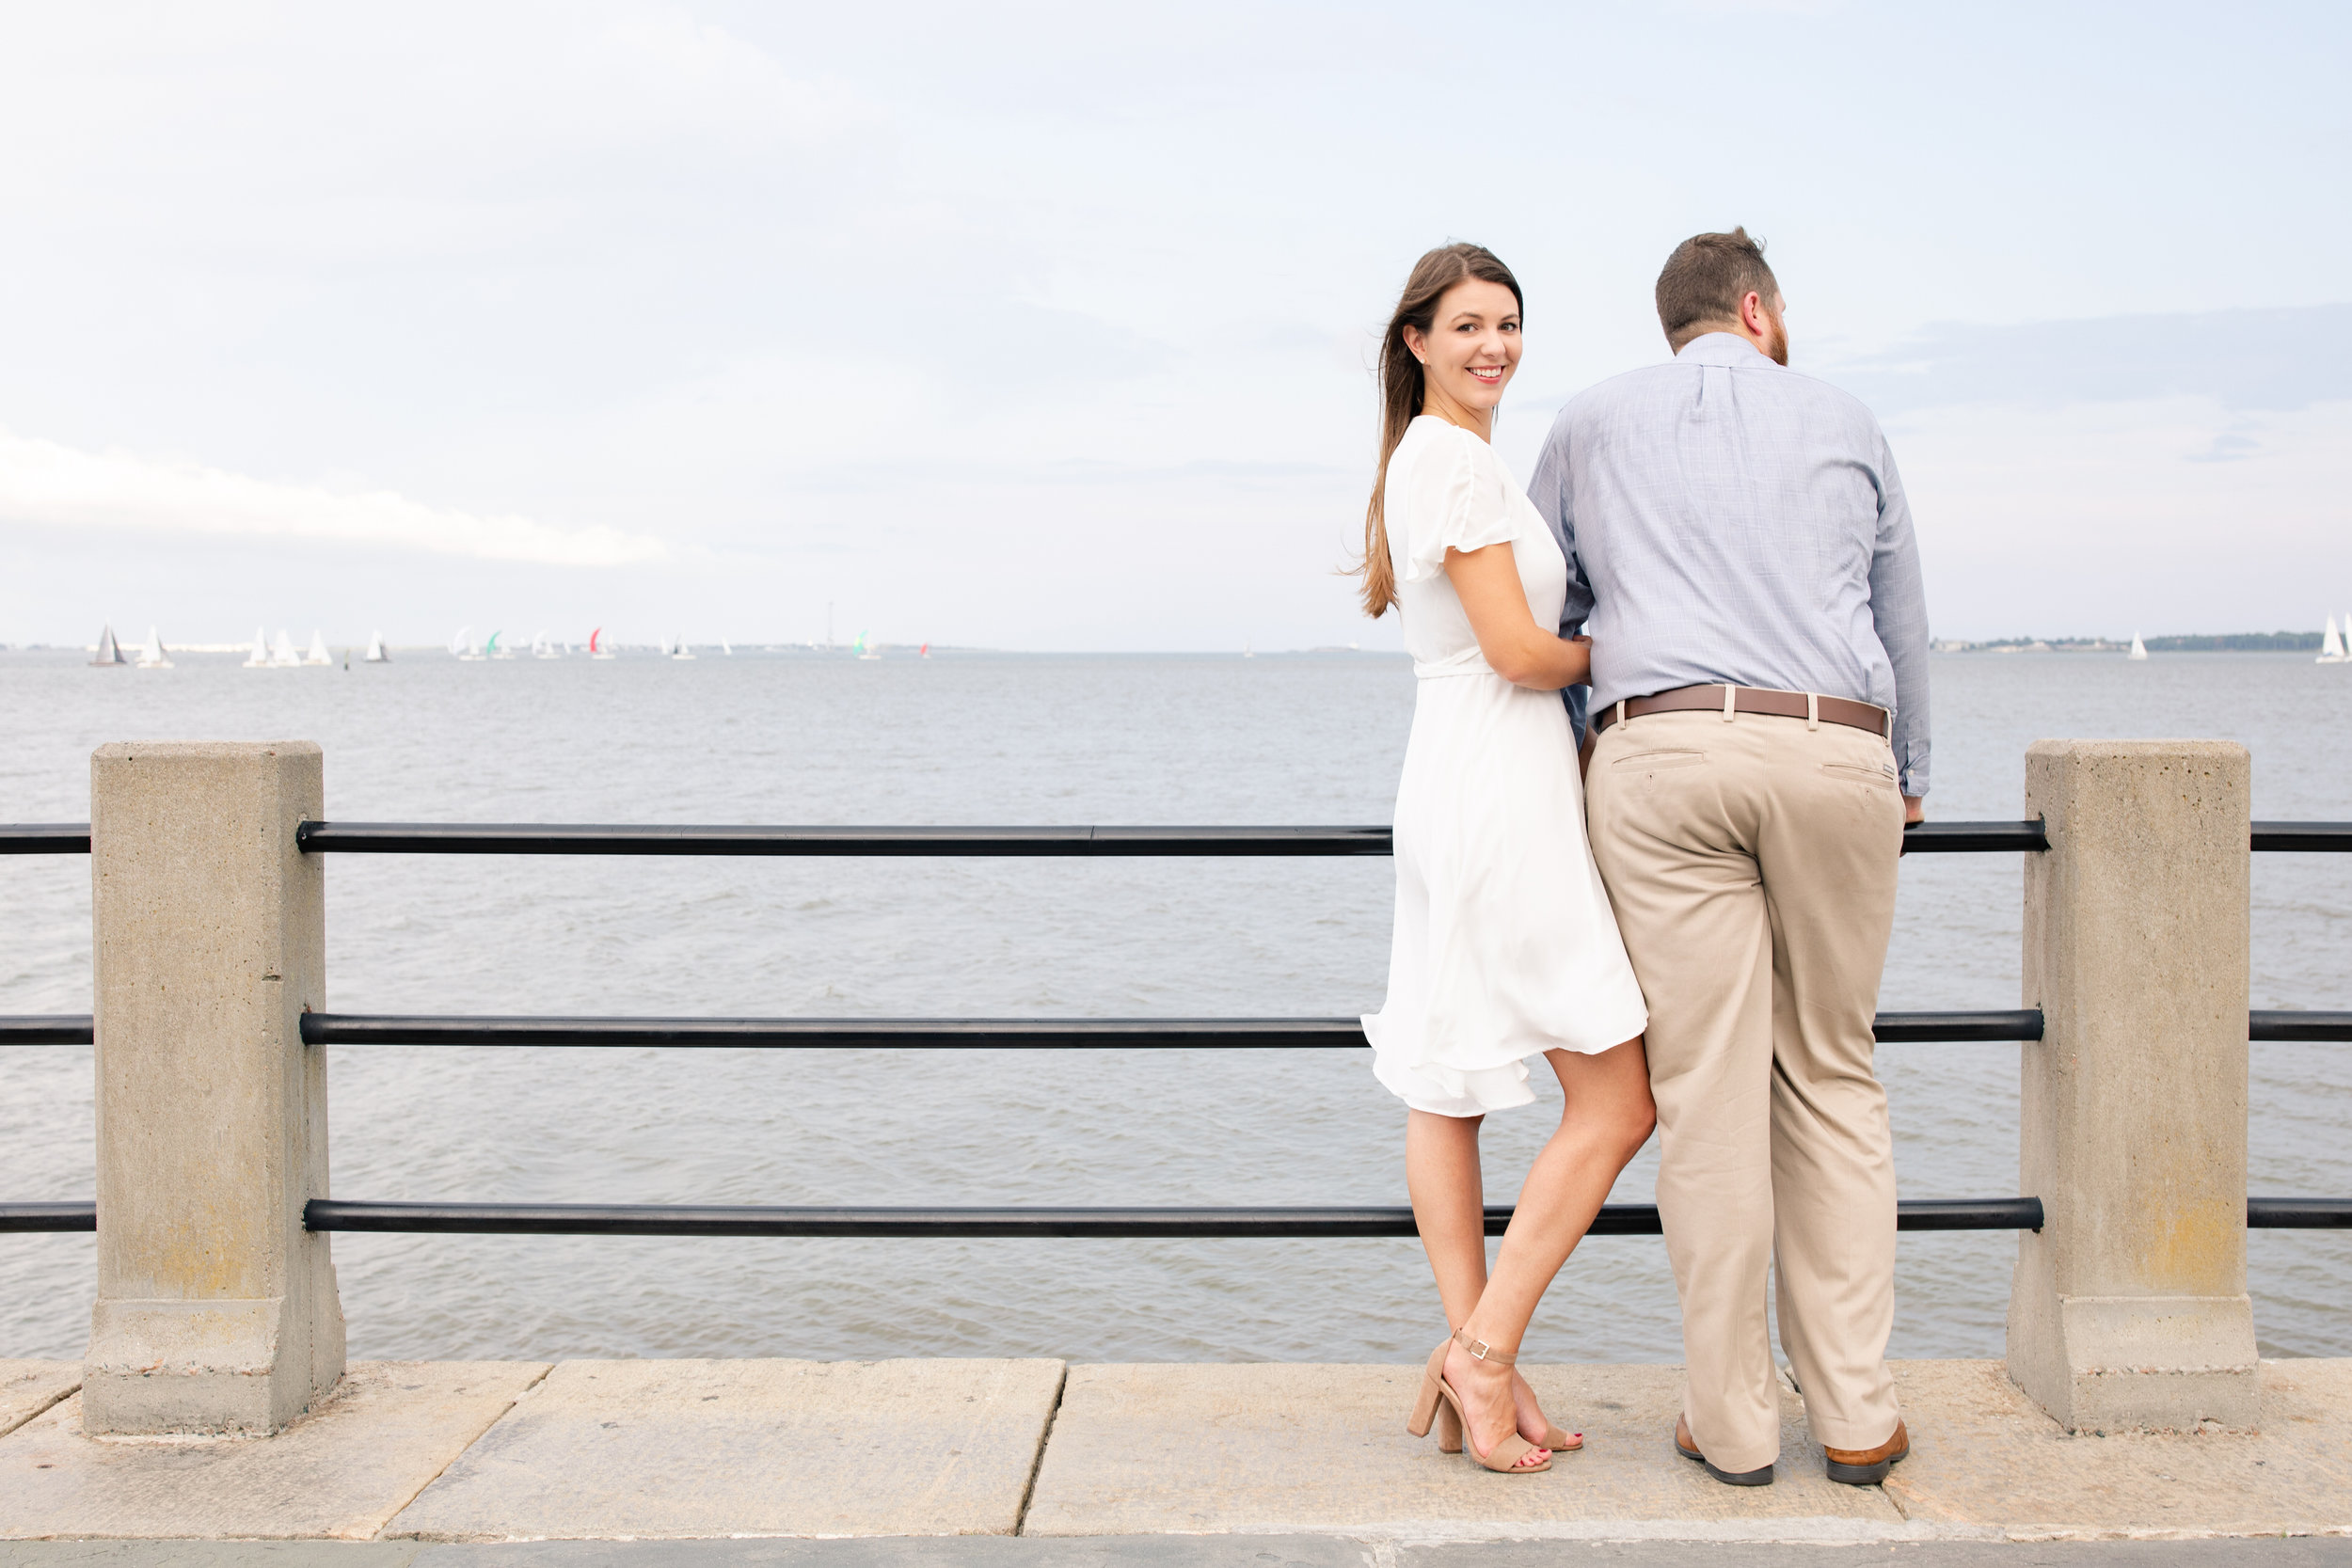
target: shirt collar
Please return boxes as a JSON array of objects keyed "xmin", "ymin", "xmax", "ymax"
[{"xmin": 1676, "ymin": 331, "xmax": 1773, "ymax": 366}]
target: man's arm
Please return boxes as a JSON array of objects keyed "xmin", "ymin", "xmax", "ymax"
[
  {"xmin": 1526, "ymin": 409, "xmax": 1596, "ymax": 746},
  {"xmin": 1868, "ymin": 435, "xmax": 1931, "ymax": 819}
]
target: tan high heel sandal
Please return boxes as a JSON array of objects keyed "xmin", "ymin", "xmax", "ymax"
[
  {"xmin": 1411, "ymin": 1333, "xmax": 1583, "ymax": 1454},
  {"xmin": 1406, "ymin": 1329, "xmax": 1552, "ymax": 1473}
]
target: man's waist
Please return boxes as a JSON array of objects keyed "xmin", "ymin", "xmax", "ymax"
[{"xmin": 1592, "ymin": 684, "xmax": 1891, "ymax": 737}]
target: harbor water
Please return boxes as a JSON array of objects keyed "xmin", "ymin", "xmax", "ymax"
[{"xmin": 2, "ymin": 647, "xmax": 2347, "ymax": 1365}]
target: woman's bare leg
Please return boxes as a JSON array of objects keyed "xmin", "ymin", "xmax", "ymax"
[
  {"xmin": 1407, "ymin": 1108, "xmax": 1544, "ymax": 1465},
  {"xmin": 1405, "ymin": 1108, "xmax": 1488, "ymax": 1326},
  {"xmin": 1443, "ymin": 1037, "xmax": 1655, "ymax": 1462},
  {"xmin": 1404, "ymin": 1107, "xmax": 1555, "ymax": 1448}
]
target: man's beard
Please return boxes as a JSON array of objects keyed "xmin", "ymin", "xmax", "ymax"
[{"xmin": 1762, "ymin": 312, "xmax": 1789, "ymax": 366}]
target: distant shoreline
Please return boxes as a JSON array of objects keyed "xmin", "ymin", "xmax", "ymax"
[{"xmin": 1932, "ymin": 633, "xmax": 2324, "ymax": 654}]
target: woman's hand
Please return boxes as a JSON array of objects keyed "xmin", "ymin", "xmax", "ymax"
[{"xmin": 1444, "ymin": 543, "xmax": 1591, "ymax": 690}]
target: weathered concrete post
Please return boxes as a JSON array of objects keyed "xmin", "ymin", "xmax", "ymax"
[
  {"xmin": 85, "ymin": 741, "xmax": 343, "ymax": 1434},
  {"xmin": 2009, "ymin": 738, "xmax": 2257, "ymax": 1430}
]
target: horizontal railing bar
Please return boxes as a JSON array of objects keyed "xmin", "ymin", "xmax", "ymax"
[
  {"xmin": 1872, "ymin": 1010, "xmax": 2043, "ymax": 1042},
  {"xmin": 295, "ymin": 823, "xmax": 1399, "ymax": 856},
  {"xmin": 0, "ymin": 1015, "xmax": 94, "ymax": 1045},
  {"xmin": 32, "ymin": 1196, "xmax": 2352, "ymax": 1234},
  {"xmin": 0, "ymin": 819, "xmax": 2344, "ymax": 856},
  {"xmin": 300, "ymin": 1010, "xmax": 2048, "ymax": 1048},
  {"xmin": 0, "ymin": 825, "xmax": 91, "ymax": 854},
  {"xmin": 303, "ymin": 1196, "xmax": 2046, "ymax": 1237},
  {"xmin": 2250, "ymin": 1197, "xmax": 2352, "ymax": 1227},
  {"xmin": 290, "ymin": 821, "xmax": 2059, "ymax": 856},
  {"xmin": 1900, "ymin": 821, "xmax": 2047, "ymax": 852},
  {"xmin": 37, "ymin": 1009, "xmax": 2352, "ymax": 1049},
  {"xmin": 2251, "ymin": 1011, "xmax": 2352, "ymax": 1041},
  {"xmin": 2252, "ymin": 822, "xmax": 2352, "ymax": 852},
  {"xmin": 308, "ymin": 1016, "xmax": 1364, "ymax": 1049}
]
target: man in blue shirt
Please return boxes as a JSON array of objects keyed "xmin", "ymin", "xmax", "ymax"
[{"xmin": 1529, "ymin": 229, "xmax": 1926, "ymax": 1489}]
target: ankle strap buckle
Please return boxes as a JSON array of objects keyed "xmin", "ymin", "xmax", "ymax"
[{"xmin": 1453, "ymin": 1327, "xmax": 1516, "ymax": 1365}]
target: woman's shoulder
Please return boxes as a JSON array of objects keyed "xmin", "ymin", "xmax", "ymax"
[{"xmin": 1393, "ymin": 415, "xmax": 1489, "ymax": 476}]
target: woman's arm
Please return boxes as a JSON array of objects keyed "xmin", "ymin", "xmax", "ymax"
[{"xmin": 1444, "ymin": 542, "xmax": 1591, "ymax": 690}]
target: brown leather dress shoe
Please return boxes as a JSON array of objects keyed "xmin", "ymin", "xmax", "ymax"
[
  {"xmin": 1823, "ymin": 1418, "xmax": 1910, "ymax": 1486},
  {"xmin": 1673, "ymin": 1414, "xmax": 1772, "ymax": 1486}
]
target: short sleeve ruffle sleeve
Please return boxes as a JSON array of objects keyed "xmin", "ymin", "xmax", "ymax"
[{"xmin": 1394, "ymin": 425, "xmax": 1518, "ymax": 584}]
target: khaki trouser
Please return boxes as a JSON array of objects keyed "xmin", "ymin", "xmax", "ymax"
[{"xmin": 1585, "ymin": 706, "xmax": 1905, "ymax": 1474}]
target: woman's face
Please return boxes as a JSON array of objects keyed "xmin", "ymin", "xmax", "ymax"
[{"xmin": 1405, "ymin": 277, "xmax": 1521, "ymax": 414}]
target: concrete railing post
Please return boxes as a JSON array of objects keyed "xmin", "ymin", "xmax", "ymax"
[
  {"xmin": 2008, "ymin": 738, "xmax": 2256, "ymax": 1430},
  {"xmin": 85, "ymin": 741, "xmax": 343, "ymax": 1434}
]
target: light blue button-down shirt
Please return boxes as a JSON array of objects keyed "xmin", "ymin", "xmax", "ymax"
[{"xmin": 1527, "ymin": 332, "xmax": 1931, "ymax": 796}]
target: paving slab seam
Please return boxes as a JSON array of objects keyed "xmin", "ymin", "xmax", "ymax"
[
  {"xmin": 1009, "ymin": 1364, "xmax": 1070, "ymax": 1539},
  {"xmin": 364, "ymin": 1366, "xmax": 555, "ymax": 1543},
  {"xmin": 0, "ymin": 1386, "xmax": 80, "ymax": 1444}
]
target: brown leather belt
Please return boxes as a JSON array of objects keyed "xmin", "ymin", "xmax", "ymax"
[{"xmin": 1592, "ymin": 683, "xmax": 1891, "ymax": 737}]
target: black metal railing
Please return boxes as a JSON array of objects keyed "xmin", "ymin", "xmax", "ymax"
[
  {"xmin": 18, "ymin": 1007, "xmax": 2352, "ymax": 1050},
  {"xmin": 3, "ymin": 1196, "xmax": 2341, "ymax": 1236},
  {"xmin": 4, "ymin": 1008, "xmax": 2054, "ymax": 1051},
  {"xmin": 6, "ymin": 816, "xmax": 2351, "ymax": 1242},
  {"xmin": 15, "ymin": 817, "xmax": 2352, "ymax": 855}
]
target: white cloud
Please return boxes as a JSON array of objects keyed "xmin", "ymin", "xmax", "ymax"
[{"xmin": 0, "ymin": 428, "xmax": 667, "ymax": 567}]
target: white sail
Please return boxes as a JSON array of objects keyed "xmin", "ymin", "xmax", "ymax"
[
  {"xmin": 671, "ymin": 635, "xmax": 696, "ymax": 660},
  {"xmin": 532, "ymin": 628, "xmax": 560, "ymax": 659},
  {"xmin": 722, "ymin": 639, "xmax": 733, "ymax": 657},
  {"xmin": 454, "ymin": 626, "xmax": 486, "ymax": 661},
  {"xmin": 89, "ymin": 623, "xmax": 126, "ymax": 666},
  {"xmin": 305, "ymin": 629, "xmax": 333, "ymax": 665},
  {"xmin": 270, "ymin": 628, "xmax": 302, "ymax": 667},
  {"xmin": 2321, "ymin": 616, "xmax": 2347, "ymax": 664},
  {"xmin": 364, "ymin": 629, "xmax": 389, "ymax": 662},
  {"xmin": 136, "ymin": 626, "xmax": 172, "ymax": 668},
  {"xmin": 2127, "ymin": 631, "xmax": 2147, "ymax": 661},
  {"xmin": 245, "ymin": 626, "xmax": 270, "ymax": 667}
]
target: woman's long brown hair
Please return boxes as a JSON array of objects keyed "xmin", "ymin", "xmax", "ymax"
[{"xmin": 1357, "ymin": 243, "xmax": 1524, "ymax": 618}]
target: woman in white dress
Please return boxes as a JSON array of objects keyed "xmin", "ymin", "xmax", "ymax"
[{"xmin": 1359, "ymin": 245, "xmax": 1655, "ymax": 1475}]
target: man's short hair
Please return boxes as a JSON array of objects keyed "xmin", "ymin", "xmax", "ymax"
[{"xmin": 1655, "ymin": 228, "xmax": 1779, "ymax": 351}]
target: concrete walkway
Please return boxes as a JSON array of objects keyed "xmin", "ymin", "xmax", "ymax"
[
  {"xmin": 2, "ymin": 1358, "xmax": 2348, "ymax": 1547},
  {"xmin": 5, "ymin": 1542, "xmax": 2352, "ymax": 1567}
]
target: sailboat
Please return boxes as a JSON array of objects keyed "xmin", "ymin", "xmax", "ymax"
[
  {"xmin": 245, "ymin": 627, "xmax": 271, "ymax": 668},
  {"xmin": 2320, "ymin": 616, "xmax": 2347, "ymax": 665},
  {"xmin": 304, "ymin": 629, "xmax": 333, "ymax": 666},
  {"xmin": 364, "ymin": 630, "xmax": 389, "ymax": 663},
  {"xmin": 671, "ymin": 635, "xmax": 696, "ymax": 660},
  {"xmin": 453, "ymin": 626, "xmax": 486, "ymax": 661},
  {"xmin": 487, "ymin": 630, "xmax": 513, "ymax": 659},
  {"xmin": 854, "ymin": 631, "xmax": 880, "ymax": 661},
  {"xmin": 135, "ymin": 626, "xmax": 172, "ymax": 668},
  {"xmin": 589, "ymin": 626, "xmax": 615, "ymax": 660},
  {"xmin": 531, "ymin": 629, "xmax": 560, "ymax": 659},
  {"xmin": 919, "ymin": 642, "xmax": 930, "ymax": 659},
  {"xmin": 2127, "ymin": 631, "xmax": 2148, "ymax": 661},
  {"xmin": 89, "ymin": 624, "xmax": 127, "ymax": 666},
  {"xmin": 270, "ymin": 628, "xmax": 303, "ymax": 667},
  {"xmin": 721, "ymin": 640, "xmax": 733, "ymax": 657}
]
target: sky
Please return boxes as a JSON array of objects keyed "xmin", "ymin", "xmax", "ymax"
[{"xmin": 0, "ymin": 0, "xmax": 2345, "ymax": 650}]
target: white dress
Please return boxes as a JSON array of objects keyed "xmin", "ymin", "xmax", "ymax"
[{"xmin": 1362, "ymin": 417, "xmax": 1649, "ymax": 1117}]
